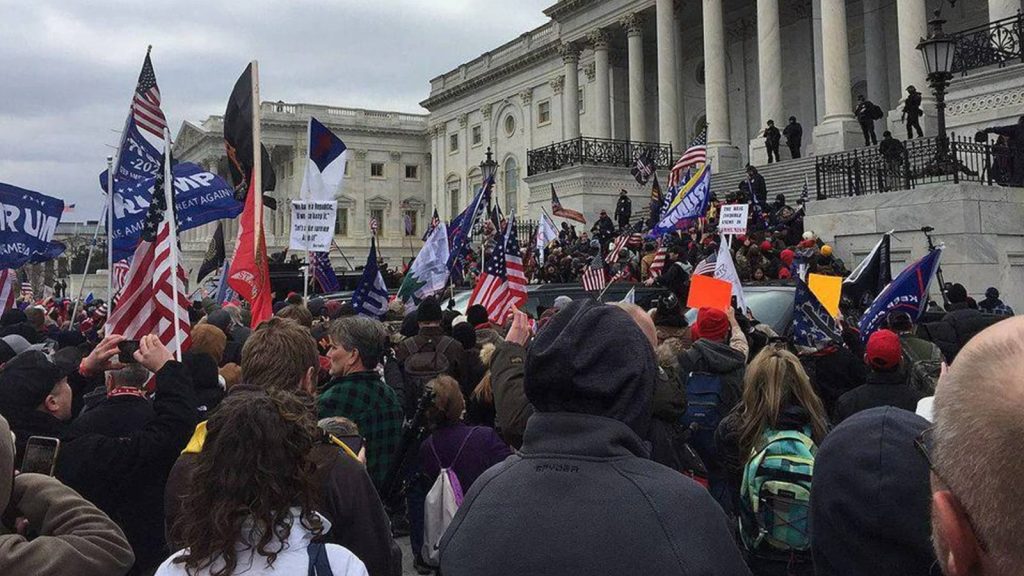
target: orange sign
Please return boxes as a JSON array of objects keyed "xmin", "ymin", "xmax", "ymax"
[{"xmin": 686, "ymin": 275, "xmax": 733, "ymax": 312}]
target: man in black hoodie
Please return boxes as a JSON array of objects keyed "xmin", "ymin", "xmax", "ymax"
[
  {"xmin": 811, "ymin": 406, "xmax": 936, "ymax": 575},
  {"xmin": 834, "ymin": 330, "xmax": 924, "ymax": 423},
  {"xmin": 440, "ymin": 301, "xmax": 750, "ymax": 576}
]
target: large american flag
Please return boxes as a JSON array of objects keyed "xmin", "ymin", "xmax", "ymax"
[
  {"xmin": 605, "ymin": 234, "xmax": 629, "ymax": 264},
  {"xmin": 132, "ymin": 51, "xmax": 167, "ymax": 140},
  {"xmin": 0, "ymin": 269, "xmax": 18, "ymax": 312},
  {"xmin": 668, "ymin": 127, "xmax": 707, "ymax": 189},
  {"xmin": 468, "ymin": 214, "xmax": 526, "ymax": 322},
  {"xmin": 694, "ymin": 255, "xmax": 718, "ymax": 276},
  {"xmin": 581, "ymin": 253, "xmax": 607, "ymax": 292},
  {"xmin": 648, "ymin": 243, "xmax": 668, "ymax": 278},
  {"xmin": 107, "ymin": 151, "xmax": 191, "ymax": 357}
]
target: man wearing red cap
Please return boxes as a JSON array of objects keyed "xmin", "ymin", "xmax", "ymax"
[{"xmin": 834, "ymin": 329, "xmax": 925, "ymax": 423}]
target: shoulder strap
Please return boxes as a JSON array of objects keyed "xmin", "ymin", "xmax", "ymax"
[
  {"xmin": 450, "ymin": 427, "xmax": 480, "ymax": 468},
  {"xmin": 402, "ymin": 338, "xmax": 420, "ymax": 357},
  {"xmin": 437, "ymin": 337, "xmax": 455, "ymax": 357},
  {"xmin": 307, "ymin": 541, "xmax": 333, "ymax": 576},
  {"xmin": 427, "ymin": 434, "xmax": 443, "ymax": 469}
]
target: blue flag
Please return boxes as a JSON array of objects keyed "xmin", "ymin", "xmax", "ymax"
[
  {"xmin": 108, "ymin": 162, "xmax": 242, "ymax": 261},
  {"xmin": 311, "ymin": 251, "xmax": 340, "ymax": 293},
  {"xmin": 0, "ymin": 183, "xmax": 67, "ymax": 269},
  {"xmin": 352, "ymin": 237, "xmax": 389, "ymax": 318},
  {"xmin": 859, "ymin": 247, "xmax": 944, "ymax": 341},
  {"xmin": 85, "ymin": 293, "xmax": 94, "ymax": 304},
  {"xmin": 447, "ymin": 175, "xmax": 492, "ymax": 274},
  {"xmin": 100, "ymin": 121, "xmax": 163, "ymax": 191},
  {"xmin": 792, "ymin": 278, "xmax": 844, "ymax": 351},
  {"xmin": 215, "ymin": 259, "xmax": 235, "ymax": 305},
  {"xmin": 650, "ymin": 164, "xmax": 711, "ymax": 237}
]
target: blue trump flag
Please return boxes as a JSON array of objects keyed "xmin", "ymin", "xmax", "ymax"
[
  {"xmin": 352, "ymin": 236, "xmax": 389, "ymax": 318},
  {"xmin": 311, "ymin": 251, "xmax": 341, "ymax": 294},
  {"xmin": 0, "ymin": 183, "xmax": 67, "ymax": 269},
  {"xmin": 859, "ymin": 246, "xmax": 944, "ymax": 342},
  {"xmin": 109, "ymin": 162, "xmax": 242, "ymax": 260},
  {"xmin": 100, "ymin": 121, "xmax": 163, "ymax": 190},
  {"xmin": 792, "ymin": 278, "xmax": 844, "ymax": 351},
  {"xmin": 650, "ymin": 163, "xmax": 711, "ymax": 237},
  {"xmin": 447, "ymin": 174, "xmax": 492, "ymax": 275}
]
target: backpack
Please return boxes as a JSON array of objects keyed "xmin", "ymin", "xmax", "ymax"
[
  {"xmin": 401, "ymin": 337, "xmax": 455, "ymax": 410},
  {"xmin": 739, "ymin": 428, "xmax": 816, "ymax": 554},
  {"xmin": 421, "ymin": 428, "xmax": 478, "ymax": 567},
  {"xmin": 679, "ymin": 371, "xmax": 725, "ymax": 464},
  {"xmin": 870, "ymin": 103, "xmax": 884, "ymax": 120},
  {"xmin": 307, "ymin": 541, "xmax": 334, "ymax": 576}
]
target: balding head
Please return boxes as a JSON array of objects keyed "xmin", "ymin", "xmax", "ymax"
[{"xmin": 931, "ymin": 316, "xmax": 1022, "ymax": 575}]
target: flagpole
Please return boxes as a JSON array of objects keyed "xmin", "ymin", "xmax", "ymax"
[
  {"xmin": 162, "ymin": 128, "xmax": 184, "ymax": 361},
  {"xmin": 251, "ymin": 60, "xmax": 263, "ymax": 261},
  {"xmin": 302, "ymin": 257, "xmax": 310, "ymax": 303},
  {"xmin": 597, "ymin": 275, "xmax": 618, "ymax": 302},
  {"xmin": 70, "ymin": 213, "xmax": 106, "ymax": 327},
  {"xmin": 331, "ymin": 239, "xmax": 355, "ymax": 271},
  {"xmin": 105, "ymin": 154, "xmax": 114, "ymax": 324}
]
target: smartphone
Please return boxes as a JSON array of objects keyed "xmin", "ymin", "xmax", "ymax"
[
  {"xmin": 21, "ymin": 436, "xmax": 61, "ymax": 476},
  {"xmin": 338, "ymin": 435, "xmax": 364, "ymax": 455},
  {"xmin": 117, "ymin": 340, "xmax": 140, "ymax": 364}
]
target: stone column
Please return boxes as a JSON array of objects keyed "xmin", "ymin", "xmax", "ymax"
[
  {"xmin": 703, "ymin": 0, "xmax": 741, "ymax": 169},
  {"xmin": 560, "ymin": 42, "xmax": 581, "ymax": 141},
  {"xmin": 990, "ymin": 0, "xmax": 1022, "ymax": 22},
  {"xmin": 622, "ymin": 13, "xmax": 647, "ymax": 142},
  {"xmin": 429, "ymin": 125, "xmax": 439, "ymax": 211},
  {"xmin": 656, "ymin": 0, "xmax": 680, "ymax": 148},
  {"xmin": 863, "ymin": 0, "xmax": 890, "ymax": 109},
  {"xmin": 673, "ymin": 2, "xmax": 687, "ymax": 141},
  {"xmin": 890, "ymin": 0, "xmax": 934, "ymax": 135},
  {"xmin": 589, "ymin": 29, "xmax": 612, "ymax": 140},
  {"xmin": 749, "ymin": 0, "xmax": 783, "ymax": 164},
  {"xmin": 811, "ymin": 0, "xmax": 861, "ymax": 153}
]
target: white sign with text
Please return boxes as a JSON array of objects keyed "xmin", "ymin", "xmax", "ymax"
[
  {"xmin": 718, "ymin": 203, "xmax": 749, "ymax": 236},
  {"xmin": 289, "ymin": 200, "xmax": 337, "ymax": 252}
]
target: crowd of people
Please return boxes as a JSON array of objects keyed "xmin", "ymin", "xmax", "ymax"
[{"xmin": 0, "ymin": 230, "xmax": 1019, "ymax": 576}]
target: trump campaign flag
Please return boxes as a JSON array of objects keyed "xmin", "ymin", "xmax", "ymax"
[
  {"xmin": 0, "ymin": 183, "xmax": 67, "ymax": 269},
  {"xmin": 650, "ymin": 163, "xmax": 712, "ymax": 237},
  {"xmin": 859, "ymin": 247, "xmax": 944, "ymax": 342},
  {"xmin": 352, "ymin": 236, "xmax": 389, "ymax": 318}
]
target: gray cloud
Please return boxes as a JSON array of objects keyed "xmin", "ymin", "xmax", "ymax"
[{"xmin": 0, "ymin": 0, "xmax": 551, "ymax": 219}]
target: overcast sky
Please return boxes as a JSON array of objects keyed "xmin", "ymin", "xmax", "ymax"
[{"xmin": 0, "ymin": 0, "xmax": 552, "ymax": 220}]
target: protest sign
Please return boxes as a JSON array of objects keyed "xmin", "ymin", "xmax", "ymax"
[
  {"xmin": 718, "ymin": 203, "xmax": 749, "ymax": 236},
  {"xmin": 289, "ymin": 200, "xmax": 337, "ymax": 252},
  {"xmin": 686, "ymin": 274, "xmax": 733, "ymax": 311},
  {"xmin": 808, "ymin": 273, "xmax": 843, "ymax": 318}
]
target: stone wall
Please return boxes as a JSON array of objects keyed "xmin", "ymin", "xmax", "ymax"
[{"xmin": 806, "ymin": 183, "xmax": 1024, "ymax": 310}]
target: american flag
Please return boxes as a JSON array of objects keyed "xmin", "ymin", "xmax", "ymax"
[
  {"xmin": 20, "ymin": 280, "xmax": 33, "ymax": 301},
  {"xmin": 422, "ymin": 208, "xmax": 440, "ymax": 241},
  {"xmin": 112, "ymin": 259, "xmax": 131, "ymax": 298},
  {"xmin": 369, "ymin": 217, "xmax": 379, "ymax": 234},
  {"xmin": 311, "ymin": 251, "xmax": 340, "ymax": 293},
  {"xmin": 606, "ymin": 234, "xmax": 629, "ymax": 264},
  {"xmin": 131, "ymin": 51, "xmax": 167, "ymax": 140},
  {"xmin": 467, "ymin": 213, "xmax": 526, "ymax": 322},
  {"xmin": 648, "ymin": 244, "xmax": 668, "ymax": 278},
  {"xmin": 694, "ymin": 255, "xmax": 717, "ymax": 276},
  {"xmin": 107, "ymin": 150, "xmax": 191, "ymax": 357},
  {"xmin": 581, "ymin": 253, "xmax": 607, "ymax": 292},
  {"xmin": 0, "ymin": 269, "xmax": 18, "ymax": 312},
  {"xmin": 668, "ymin": 127, "xmax": 707, "ymax": 189}
]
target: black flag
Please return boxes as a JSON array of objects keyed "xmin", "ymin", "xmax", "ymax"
[
  {"xmin": 842, "ymin": 233, "xmax": 892, "ymax": 308},
  {"xmin": 224, "ymin": 63, "xmax": 277, "ymax": 209},
  {"xmin": 197, "ymin": 222, "xmax": 226, "ymax": 283}
]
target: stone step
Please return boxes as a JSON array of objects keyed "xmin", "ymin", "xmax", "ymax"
[{"xmin": 710, "ymin": 156, "xmax": 819, "ymax": 205}]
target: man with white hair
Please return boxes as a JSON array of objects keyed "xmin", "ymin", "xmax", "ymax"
[{"xmin": 928, "ymin": 316, "xmax": 1024, "ymax": 575}]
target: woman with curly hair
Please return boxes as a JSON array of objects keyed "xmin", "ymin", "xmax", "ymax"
[{"xmin": 155, "ymin": 390, "xmax": 368, "ymax": 576}]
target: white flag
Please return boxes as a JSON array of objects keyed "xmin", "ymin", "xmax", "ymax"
[
  {"xmin": 397, "ymin": 223, "xmax": 451, "ymax": 311},
  {"xmin": 714, "ymin": 234, "xmax": 747, "ymax": 312},
  {"xmin": 536, "ymin": 213, "xmax": 559, "ymax": 266},
  {"xmin": 620, "ymin": 286, "xmax": 636, "ymax": 305},
  {"xmin": 300, "ymin": 117, "xmax": 348, "ymax": 201}
]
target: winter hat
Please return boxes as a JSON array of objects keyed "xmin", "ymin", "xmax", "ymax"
[
  {"xmin": 307, "ymin": 298, "xmax": 326, "ymax": 318},
  {"xmin": 760, "ymin": 240, "xmax": 773, "ymax": 252},
  {"xmin": 865, "ymin": 329, "xmax": 902, "ymax": 371},
  {"xmin": 946, "ymin": 283, "xmax": 968, "ymax": 304},
  {"xmin": 399, "ymin": 310, "xmax": 420, "ymax": 337},
  {"xmin": 803, "ymin": 230, "xmax": 816, "ymax": 241},
  {"xmin": 451, "ymin": 322, "xmax": 477, "ymax": 351},
  {"xmin": 0, "ymin": 350, "xmax": 67, "ymax": 410},
  {"xmin": 451, "ymin": 315, "xmax": 469, "ymax": 328},
  {"xmin": 694, "ymin": 307, "xmax": 730, "ymax": 342},
  {"xmin": 417, "ymin": 296, "xmax": 442, "ymax": 323},
  {"xmin": 467, "ymin": 304, "xmax": 490, "ymax": 327},
  {"xmin": 525, "ymin": 300, "xmax": 657, "ymax": 440},
  {"xmin": 985, "ymin": 287, "xmax": 999, "ymax": 299},
  {"xmin": 552, "ymin": 295, "xmax": 573, "ymax": 310},
  {"xmin": 821, "ymin": 245, "xmax": 834, "ymax": 257},
  {"xmin": 811, "ymin": 406, "xmax": 935, "ymax": 576},
  {"xmin": 779, "ymin": 249, "xmax": 795, "ymax": 266}
]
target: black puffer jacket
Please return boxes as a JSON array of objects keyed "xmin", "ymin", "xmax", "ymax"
[
  {"xmin": 834, "ymin": 368, "xmax": 925, "ymax": 424},
  {"xmin": 920, "ymin": 307, "xmax": 1005, "ymax": 362}
]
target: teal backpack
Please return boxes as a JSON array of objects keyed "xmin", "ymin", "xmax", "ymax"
[{"xmin": 739, "ymin": 427, "xmax": 816, "ymax": 553}]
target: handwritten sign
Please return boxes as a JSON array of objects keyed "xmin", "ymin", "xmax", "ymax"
[
  {"xmin": 289, "ymin": 200, "xmax": 337, "ymax": 252},
  {"xmin": 718, "ymin": 203, "xmax": 749, "ymax": 236}
]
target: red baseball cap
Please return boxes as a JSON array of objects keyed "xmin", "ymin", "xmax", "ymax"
[{"xmin": 865, "ymin": 329, "xmax": 902, "ymax": 371}]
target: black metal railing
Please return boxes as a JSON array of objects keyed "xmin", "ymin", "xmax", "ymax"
[
  {"xmin": 814, "ymin": 134, "xmax": 1009, "ymax": 199},
  {"xmin": 952, "ymin": 11, "xmax": 1024, "ymax": 75},
  {"xmin": 527, "ymin": 137, "xmax": 673, "ymax": 176},
  {"xmin": 471, "ymin": 218, "xmax": 537, "ymax": 248}
]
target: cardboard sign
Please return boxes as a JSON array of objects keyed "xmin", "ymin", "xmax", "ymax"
[
  {"xmin": 686, "ymin": 274, "xmax": 734, "ymax": 312},
  {"xmin": 718, "ymin": 203, "xmax": 749, "ymax": 236},
  {"xmin": 808, "ymin": 273, "xmax": 843, "ymax": 318},
  {"xmin": 289, "ymin": 200, "xmax": 337, "ymax": 252}
]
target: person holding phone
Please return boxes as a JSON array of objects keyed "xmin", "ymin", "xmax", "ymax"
[
  {"xmin": 0, "ymin": 413, "xmax": 135, "ymax": 575},
  {"xmin": 0, "ymin": 350, "xmax": 75, "ymax": 467}
]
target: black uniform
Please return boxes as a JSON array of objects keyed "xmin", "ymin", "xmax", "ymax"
[
  {"xmin": 764, "ymin": 125, "xmax": 782, "ymax": 163},
  {"xmin": 903, "ymin": 91, "xmax": 923, "ymax": 139},
  {"xmin": 783, "ymin": 120, "xmax": 803, "ymax": 159},
  {"xmin": 614, "ymin": 194, "xmax": 632, "ymax": 229},
  {"xmin": 855, "ymin": 99, "xmax": 878, "ymax": 146}
]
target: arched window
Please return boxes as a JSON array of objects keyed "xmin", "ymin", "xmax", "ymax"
[
  {"xmin": 446, "ymin": 175, "xmax": 461, "ymax": 221},
  {"xmin": 503, "ymin": 157, "xmax": 519, "ymax": 213}
]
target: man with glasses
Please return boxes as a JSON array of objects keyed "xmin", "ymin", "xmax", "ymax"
[{"xmin": 927, "ymin": 316, "xmax": 1024, "ymax": 575}]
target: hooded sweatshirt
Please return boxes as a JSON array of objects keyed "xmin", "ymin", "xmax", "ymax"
[
  {"xmin": 811, "ymin": 407, "xmax": 936, "ymax": 575},
  {"xmin": 440, "ymin": 301, "xmax": 751, "ymax": 576},
  {"xmin": 0, "ymin": 414, "xmax": 135, "ymax": 576}
]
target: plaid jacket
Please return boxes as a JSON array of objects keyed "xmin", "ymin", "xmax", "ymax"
[{"xmin": 318, "ymin": 371, "xmax": 404, "ymax": 490}]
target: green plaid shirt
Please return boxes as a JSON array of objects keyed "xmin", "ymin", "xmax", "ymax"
[{"xmin": 318, "ymin": 371, "xmax": 404, "ymax": 490}]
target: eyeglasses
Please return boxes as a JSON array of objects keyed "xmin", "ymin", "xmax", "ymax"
[{"xmin": 914, "ymin": 427, "xmax": 989, "ymax": 553}]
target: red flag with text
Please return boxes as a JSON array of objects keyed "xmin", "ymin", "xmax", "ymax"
[{"xmin": 228, "ymin": 177, "xmax": 273, "ymax": 328}]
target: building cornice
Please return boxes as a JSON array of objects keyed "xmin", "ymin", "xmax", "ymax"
[
  {"xmin": 420, "ymin": 40, "xmax": 561, "ymax": 111},
  {"xmin": 544, "ymin": 0, "xmax": 598, "ymax": 21}
]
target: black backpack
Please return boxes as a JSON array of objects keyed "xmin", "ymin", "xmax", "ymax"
[
  {"xmin": 400, "ymin": 337, "xmax": 456, "ymax": 409},
  {"xmin": 870, "ymin": 103, "xmax": 884, "ymax": 120}
]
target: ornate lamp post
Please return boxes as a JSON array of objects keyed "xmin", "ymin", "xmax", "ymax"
[
  {"xmin": 480, "ymin": 146, "xmax": 498, "ymax": 184},
  {"xmin": 917, "ymin": 10, "xmax": 958, "ymax": 167}
]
